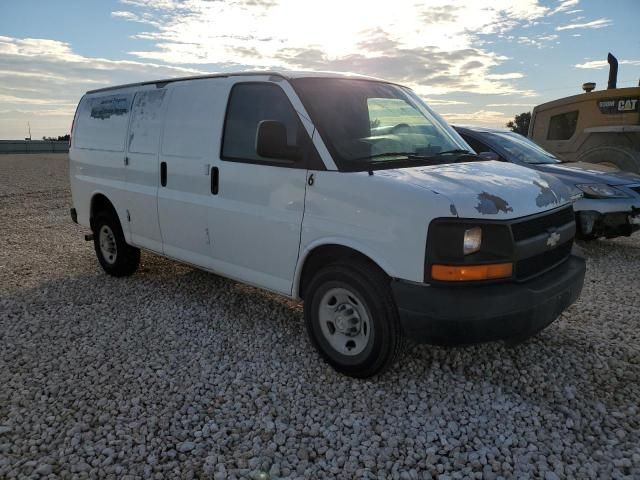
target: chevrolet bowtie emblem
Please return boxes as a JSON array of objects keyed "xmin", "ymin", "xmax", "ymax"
[{"xmin": 546, "ymin": 231, "xmax": 561, "ymax": 248}]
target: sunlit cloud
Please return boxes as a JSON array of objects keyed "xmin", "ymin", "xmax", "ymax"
[
  {"xmin": 486, "ymin": 103, "xmax": 535, "ymax": 107},
  {"xmin": 441, "ymin": 109, "xmax": 512, "ymax": 128},
  {"xmin": 556, "ymin": 18, "xmax": 611, "ymax": 30},
  {"xmin": 575, "ymin": 59, "xmax": 640, "ymax": 69},
  {"xmin": 120, "ymin": 0, "xmax": 549, "ymax": 95},
  {"xmin": 550, "ymin": 0, "xmax": 580, "ymax": 15},
  {"xmin": 0, "ymin": 0, "xmax": 630, "ymax": 139},
  {"xmin": 0, "ymin": 36, "xmax": 205, "ymax": 138}
]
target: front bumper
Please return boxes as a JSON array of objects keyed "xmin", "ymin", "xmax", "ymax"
[
  {"xmin": 391, "ymin": 255, "xmax": 586, "ymax": 345},
  {"xmin": 576, "ymin": 209, "xmax": 640, "ymax": 238}
]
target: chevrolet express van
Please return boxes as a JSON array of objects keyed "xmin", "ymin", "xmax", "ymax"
[{"xmin": 69, "ymin": 71, "xmax": 586, "ymax": 377}]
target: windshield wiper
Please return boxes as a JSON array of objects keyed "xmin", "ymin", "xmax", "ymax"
[
  {"xmin": 351, "ymin": 149, "xmax": 474, "ymax": 162},
  {"xmin": 350, "ymin": 152, "xmax": 416, "ymax": 161},
  {"xmin": 431, "ymin": 149, "xmax": 473, "ymax": 156}
]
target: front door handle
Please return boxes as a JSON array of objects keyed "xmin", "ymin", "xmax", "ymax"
[
  {"xmin": 160, "ymin": 161, "xmax": 167, "ymax": 187},
  {"xmin": 211, "ymin": 166, "xmax": 219, "ymax": 195}
]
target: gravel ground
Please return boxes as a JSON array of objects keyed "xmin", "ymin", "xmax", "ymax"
[{"xmin": 1, "ymin": 153, "xmax": 639, "ymax": 480}]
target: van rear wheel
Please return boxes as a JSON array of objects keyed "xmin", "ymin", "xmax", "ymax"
[
  {"xmin": 93, "ymin": 212, "xmax": 140, "ymax": 277},
  {"xmin": 304, "ymin": 261, "xmax": 403, "ymax": 378}
]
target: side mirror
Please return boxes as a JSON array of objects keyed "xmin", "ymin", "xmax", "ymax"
[
  {"xmin": 256, "ymin": 120, "xmax": 301, "ymax": 162},
  {"xmin": 478, "ymin": 151, "xmax": 500, "ymax": 161}
]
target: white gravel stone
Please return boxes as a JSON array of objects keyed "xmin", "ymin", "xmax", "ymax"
[{"xmin": 1, "ymin": 153, "xmax": 639, "ymax": 478}]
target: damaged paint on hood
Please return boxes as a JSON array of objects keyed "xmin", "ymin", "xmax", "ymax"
[{"xmin": 376, "ymin": 161, "xmax": 572, "ymax": 219}]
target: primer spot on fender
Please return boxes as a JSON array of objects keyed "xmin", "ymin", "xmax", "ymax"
[
  {"xmin": 533, "ymin": 179, "xmax": 560, "ymax": 207},
  {"xmin": 475, "ymin": 192, "xmax": 514, "ymax": 215}
]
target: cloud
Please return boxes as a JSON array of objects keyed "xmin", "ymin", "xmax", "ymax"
[
  {"xmin": 0, "ymin": 36, "xmax": 205, "ymax": 138},
  {"xmin": 516, "ymin": 34, "xmax": 559, "ymax": 48},
  {"xmin": 486, "ymin": 103, "xmax": 535, "ymax": 107},
  {"xmin": 114, "ymin": 0, "xmax": 569, "ymax": 110},
  {"xmin": 0, "ymin": 1, "xmax": 571, "ymax": 138},
  {"xmin": 550, "ymin": 0, "xmax": 580, "ymax": 15},
  {"xmin": 441, "ymin": 109, "xmax": 513, "ymax": 128},
  {"xmin": 424, "ymin": 99, "xmax": 469, "ymax": 106},
  {"xmin": 575, "ymin": 59, "xmax": 640, "ymax": 69},
  {"xmin": 556, "ymin": 18, "xmax": 611, "ymax": 30},
  {"xmin": 114, "ymin": 0, "xmax": 547, "ymax": 96},
  {"xmin": 111, "ymin": 10, "xmax": 140, "ymax": 20}
]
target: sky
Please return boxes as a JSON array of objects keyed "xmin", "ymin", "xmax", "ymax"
[{"xmin": 0, "ymin": 0, "xmax": 639, "ymax": 139}]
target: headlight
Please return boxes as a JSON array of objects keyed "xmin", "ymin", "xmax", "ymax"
[
  {"xmin": 463, "ymin": 227, "xmax": 482, "ymax": 255},
  {"xmin": 576, "ymin": 184, "xmax": 629, "ymax": 199}
]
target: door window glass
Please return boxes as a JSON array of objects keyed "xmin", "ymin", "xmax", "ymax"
[
  {"xmin": 222, "ymin": 83, "xmax": 301, "ymax": 162},
  {"xmin": 75, "ymin": 93, "xmax": 133, "ymax": 151},
  {"xmin": 128, "ymin": 90, "xmax": 166, "ymax": 154}
]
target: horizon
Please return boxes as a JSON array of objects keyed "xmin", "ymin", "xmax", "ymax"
[{"xmin": 1, "ymin": 0, "xmax": 639, "ymax": 139}]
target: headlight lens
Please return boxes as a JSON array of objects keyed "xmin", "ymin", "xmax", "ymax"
[
  {"xmin": 576, "ymin": 184, "xmax": 629, "ymax": 199},
  {"xmin": 463, "ymin": 227, "xmax": 482, "ymax": 255}
]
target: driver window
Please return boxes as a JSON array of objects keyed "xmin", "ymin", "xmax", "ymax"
[{"xmin": 222, "ymin": 83, "xmax": 301, "ymax": 163}]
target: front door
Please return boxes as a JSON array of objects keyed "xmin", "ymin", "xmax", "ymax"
[{"xmin": 206, "ymin": 81, "xmax": 314, "ymax": 295}]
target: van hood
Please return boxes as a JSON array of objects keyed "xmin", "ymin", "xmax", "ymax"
[
  {"xmin": 376, "ymin": 160, "xmax": 572, "ymax": 219},
  {"xmin": 532, "ymin": 161, "xmax": 640, "ymax": 187}
]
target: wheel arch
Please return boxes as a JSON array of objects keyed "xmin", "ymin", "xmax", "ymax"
[
  {"xmin": 89, "ymin": 192, "xmax": 120, "ymax": 231},
  {"xmin": 294, "ymin": 241, "xmax": 393, "ymax": 300}
]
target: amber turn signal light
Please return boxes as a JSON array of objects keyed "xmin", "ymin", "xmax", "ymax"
[{"xmin": 431, "ymin": 263, "xmax": 513, "ymax": 281}]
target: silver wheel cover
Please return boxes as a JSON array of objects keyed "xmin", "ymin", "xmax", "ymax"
[
  {"xmin": 98, "ymin": 225, "xmax": 117, "ymax": 265},
  {"xmin": 318, "ymin": 287, "xmax": 372, "ymax": 356}
]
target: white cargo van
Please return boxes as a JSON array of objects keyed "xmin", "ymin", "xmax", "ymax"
[{"xmin": 69, "ymin": 71, "xmax": 586, "ymax": 377}]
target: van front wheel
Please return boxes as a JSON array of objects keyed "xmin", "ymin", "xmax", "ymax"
[
  {"xmin": 304, "ymin": 261, "xmax": 403, "ymax": 378},
  {"xmin": 93, "ymin": 212, "xmax": 140, "ymax": 277}
]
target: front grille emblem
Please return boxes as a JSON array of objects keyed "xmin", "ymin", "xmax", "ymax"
[{"xmin": 546, "ymin": 231, "xmax": 561, "ymax": 248}]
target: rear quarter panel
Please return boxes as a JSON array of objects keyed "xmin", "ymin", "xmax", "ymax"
[{"xmin": 69, "ymin": 88, "xmax": 139, "ymax": 237}]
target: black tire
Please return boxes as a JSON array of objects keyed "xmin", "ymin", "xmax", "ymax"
[
  {"xmin": 577, "ymin": 145, "xmax": 640, "ymax": 173},
  {"xmin": 304, "ymin": 260, "xmax": 404, "ymax": 378},
  {"xmin": 93, "ymin": 211, "xmax": 140, "ymax": 277}
]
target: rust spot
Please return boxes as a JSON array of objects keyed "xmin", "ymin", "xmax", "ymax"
[{"xmin": 475, "ymin": 192, "xmax": 514, "ymax": 215}]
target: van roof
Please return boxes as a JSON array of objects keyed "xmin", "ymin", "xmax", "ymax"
[{"xmin": 86, "ymin": 70, "xmax": 392, "ymax": 94}]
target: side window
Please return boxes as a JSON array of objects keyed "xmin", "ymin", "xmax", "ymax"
[
  {"xmin": 547, "ymin": 111, "xmax": 579, "ymax": 140},
  {"xmin": 128, "ymin": 90, "xmax": 166, "ymax": 154},
  {"xmin": 222, "ymin": 83, "xmax": 302, "ymax": 163},
  {"xmin": 75, "ymin": 93, "xmax": 133, "ymax": 151}
]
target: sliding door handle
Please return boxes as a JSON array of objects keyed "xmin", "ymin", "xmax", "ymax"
[
  {"xmin": 211, "ymin": 166, "xmax": 219, "ymax": 195},
  {"xmin": 160, "ymin": 161, "xmax": 167, "ymax": 187}
]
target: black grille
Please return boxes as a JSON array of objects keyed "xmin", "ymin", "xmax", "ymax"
[
  {"xmin": 511, "ymin": 206, "xmax": 574, "ymax": 242},
  {"xmin": 516, "ymin": 240, "xmax": 572, "ymax": 280}
]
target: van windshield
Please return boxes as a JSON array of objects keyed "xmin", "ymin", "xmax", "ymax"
[{"xmin": 291, "ymin": 78, "xmax": 471, "ymax": 171}]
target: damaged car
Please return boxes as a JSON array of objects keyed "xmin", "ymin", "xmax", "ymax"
[{"xmin": 455, "ymin": 125, "xmax": 640, "ymax": 239}]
